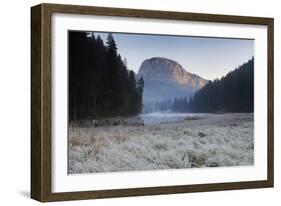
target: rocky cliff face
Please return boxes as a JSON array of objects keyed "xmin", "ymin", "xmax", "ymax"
[
  {"xmin": 138, "ymin": 57, "xmax": 206, "ymax": 89},
  {"xmin": 137, "ymin": 57, "xmax": 207, "ymax": 111}
]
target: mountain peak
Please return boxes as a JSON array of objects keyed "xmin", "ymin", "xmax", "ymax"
[
  {"xmin": 137, "ymin": 57, "xmax": 208, "ymax": 112},
  {"xmin": 138, "ymin": 57, "xmax": 206, "ymax": 88}
]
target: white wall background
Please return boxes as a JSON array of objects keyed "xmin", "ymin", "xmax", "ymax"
[{"xmin": 0, "ymin": 0, "xmax": 279, "ymax": 205}]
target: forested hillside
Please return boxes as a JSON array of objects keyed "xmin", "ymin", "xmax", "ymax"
[
  {"xmin": 68, "ymin": 31, "xmax": 144, "ymax": 121},
  {"xmin": 172, "ymin": 58, "xmax": 254, "ymax": 113}
]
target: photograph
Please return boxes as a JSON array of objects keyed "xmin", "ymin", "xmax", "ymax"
[{"xmin": 68, "ymin": 31, "xmax": 254, "ymax": 174}]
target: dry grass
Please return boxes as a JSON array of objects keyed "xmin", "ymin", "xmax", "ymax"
[
  {"xmin": 68, "ymin": 113, "xmax": 254, "ymax": 174},
  {"xmin": 115, "ymin": 129, "xmax": 129, "ymax": 143},
  {"xmin": 69, "ymin": 127, "xmax": 108, "ymax": 156}
]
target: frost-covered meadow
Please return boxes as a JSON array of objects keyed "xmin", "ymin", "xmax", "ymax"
[{"xmin": 68, "ymin": 113, "xmax": 254, "ymax": 174}]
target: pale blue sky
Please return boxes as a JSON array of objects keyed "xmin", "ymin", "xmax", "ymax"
[{"xmin": 92, "ymin": 31, "xmax": 253, "ymax": 80}]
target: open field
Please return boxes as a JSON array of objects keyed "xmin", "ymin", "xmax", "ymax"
[{"xmin": 68, "ymin": 113, "xmax": 254, "ymax": 174}]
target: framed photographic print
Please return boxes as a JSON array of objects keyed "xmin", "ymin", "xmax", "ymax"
[{"xmin": 31, "ymin": 3, "xmax": 274, "ymax": 202}]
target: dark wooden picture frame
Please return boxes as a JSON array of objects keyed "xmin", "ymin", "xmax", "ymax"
[{"xmin": 31, "ymin": 3, "xmax": 274, "ymax": 202}]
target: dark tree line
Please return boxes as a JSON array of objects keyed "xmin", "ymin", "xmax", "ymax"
[
  {"xmin": 69, "ymin": 31, "xmax": 144, "ymax": 121},
  {"xmin": 155, "ymin": 99, "xmax": 173, "ymax": 111},
  {"xmin": 172, "ymin": 97, "xmax": 189, "ymax": 112},
  {"xmin": 171, "ymin": 58, "xmax": 254, "ymax": 113}
]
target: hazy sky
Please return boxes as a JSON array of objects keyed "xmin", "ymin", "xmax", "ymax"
[{"xmin": 92, "ymin": 31, "xmax": 254, "ymax": 80}]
